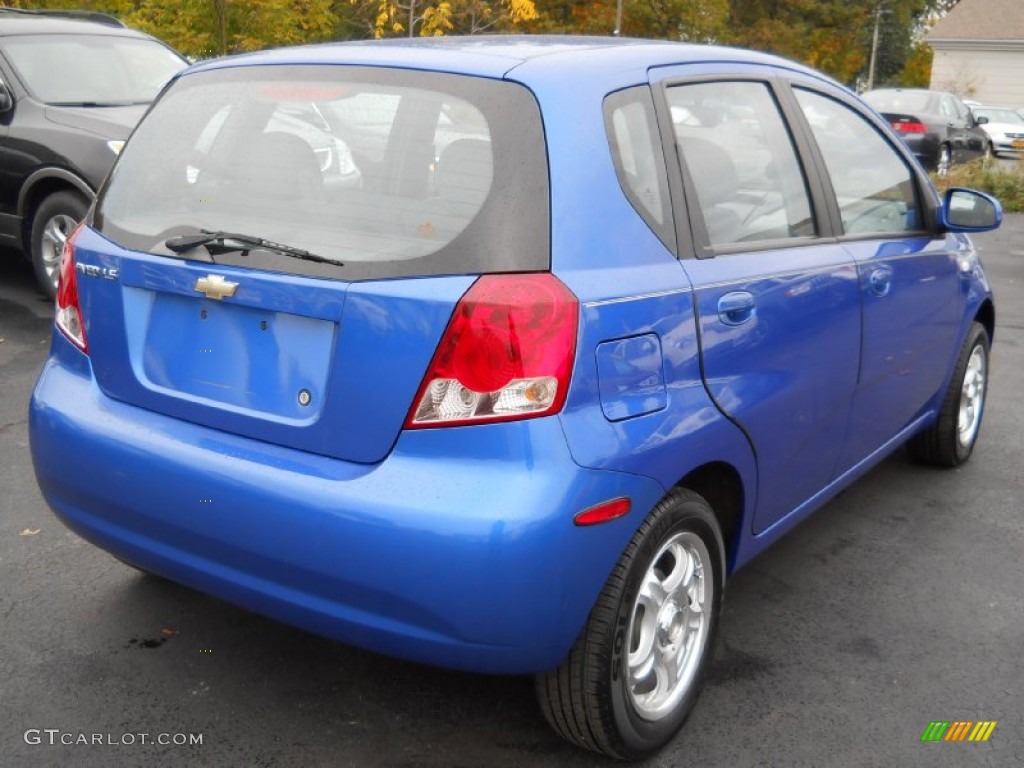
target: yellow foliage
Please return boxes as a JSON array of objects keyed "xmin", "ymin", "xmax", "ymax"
[
  {"xmin": 508, "ymin": 0, "xmax": 538, "ymax": 24},
  {"xmin": 421, "ymin": 2, "xmax": 455, "ymax": 36}
]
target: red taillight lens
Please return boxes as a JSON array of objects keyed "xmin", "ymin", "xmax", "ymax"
[
  {"xmin": 406, "ymin": 273, "xmax": 578, "ymax": 428},
  {"xmin": 891, "ymin": 121, "xmax": 928, "ymax": 133},
  {"xmin": 55, "ymin": 222, "xmax": 88, "ymax": 354}
]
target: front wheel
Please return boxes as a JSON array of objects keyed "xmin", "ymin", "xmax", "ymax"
[
  {"xmin": 30, "ymin": 191, "xmax": 89, "ymax": 300},
  {"xmin": 535, "ymin": 489, "xmax": 724, "ymax": 760},
  {"xmin": 910, "ymin": 322, "xmax": 990, "ymax": 467}
]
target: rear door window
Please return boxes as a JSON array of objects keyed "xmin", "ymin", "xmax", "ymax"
[
  {"xmin": 95, "ymin": 66, "xmax": 549, "ymax": 281},
  {"xmin": 666, "ymin": 80, "xmax": 817, "ymax": 248}
]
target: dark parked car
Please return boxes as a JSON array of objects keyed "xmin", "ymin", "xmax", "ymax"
[
  {"xmin": 31, "ymin": 37, "xmax": 1001, "ymax": 759},
  {"xmin": 862, "ymin": 88, "xmax": 988, "ymax": 174},
  {"xmin": 0, "ymin": 9, "xmax": 186, "ymax": 296}
]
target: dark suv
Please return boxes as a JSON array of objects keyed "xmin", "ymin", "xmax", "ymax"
[{"xmin": 0, "ymin": 9, "xmax": 185, "ymax": 296}]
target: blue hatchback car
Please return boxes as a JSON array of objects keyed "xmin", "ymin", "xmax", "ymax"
[{"xmin": 30, "ymin": 37, "xmax": 1001, "ymax": 759}]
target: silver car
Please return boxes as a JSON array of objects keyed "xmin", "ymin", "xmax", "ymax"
[{"xmin": 972, "ymin": 106, "xmax": 1024, "ymax": 157}]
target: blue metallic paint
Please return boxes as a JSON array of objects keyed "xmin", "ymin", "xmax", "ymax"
[
  {"xmin": 78, "ymin": 229, "xmax": 473, "ymax": 464},
  {"xmin": 595, "ymin": 334, "xmax": 668, "ymax": 421},
  {"xmin": 29, "ymin": 38, "xmax": 999, "ymax": 676},
  {"xmin": 836, "ymin": 237, "xmax": 962, "ymax": 472},
  {"xmin": 682, "ymin": 246, "xmax": 862, "ymax": 535},
  {"xmin": 31, "ymin": 338, "xmax": 666, "ymax": 673}
]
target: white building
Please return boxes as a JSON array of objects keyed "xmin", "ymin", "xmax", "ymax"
[{"xmin": 928, "ymin": 0, "xmax": 1024, "ymax": 108}]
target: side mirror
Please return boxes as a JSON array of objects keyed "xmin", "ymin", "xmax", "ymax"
[
  {"xmin": 938, "ymin": 188, "xmax": 1002, "ymax": 233},
  {"xmin": 0, "ymin": 85, "xmax": 11, "ymax": 113},
  {"xmin": 975, "ymin": 115, "xmax": 989, "ymax": 125}
]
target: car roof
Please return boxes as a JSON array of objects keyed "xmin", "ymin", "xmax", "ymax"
[
  {"xmin": 185, "ymin": 34, "xmax": 834, "ymax": 85},
  {"xmin": 0, "ymin": 13, "xmax": 146, "ymax": 39}
]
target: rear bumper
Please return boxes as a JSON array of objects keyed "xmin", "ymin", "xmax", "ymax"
[
  {"xmin": 29, "ymin": 345, "xmax": 664, "ymax": 674},
  {"xmin": 895, "ymin": 132, "xmax": 940, "ymax": 169}
]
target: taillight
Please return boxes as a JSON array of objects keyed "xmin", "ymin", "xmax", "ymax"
[
  {"xmin": 406, "ymin": 273, "xmax": 578, "ymax": 428},
  {"xmin": 55, "ymin": 222, "xmax": 88, "ymax": 354},
  {"xmin": 891, "ymin": 120, "xmax": 927, "ymax": 133}
]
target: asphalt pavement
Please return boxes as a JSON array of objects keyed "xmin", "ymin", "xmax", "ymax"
[{"xmin": 1, "ymin": 220, "xmax": 1022, "ymax": 768}]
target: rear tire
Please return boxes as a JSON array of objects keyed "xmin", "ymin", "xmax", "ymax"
[
  {"xmin": 535, "ymin": 489, "xmax": 724, "ymax": 759},
  {"xmin": 30, "ymin": 191, "xmax": 89, "ymax": 300},
  {"xmin": 909, "ymin": 322, "xmax": 989, "ymax": 467}
]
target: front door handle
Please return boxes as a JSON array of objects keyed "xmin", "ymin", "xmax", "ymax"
[{"xmin": 718, "ymin": 291, "xmax": 756, "ymax": 326}]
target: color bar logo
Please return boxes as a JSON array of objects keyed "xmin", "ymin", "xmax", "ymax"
[{"xmin": 921, "ymin": 721, "xmax": 997, "ymax": 742}]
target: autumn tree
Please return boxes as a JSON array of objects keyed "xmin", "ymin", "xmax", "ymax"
[
  {"xmin": 0, "ymin": 0, "xmax": 140, "ymax": 17},
  {"xmin": 723, "ymin": 0, "xmax": 951, "ymax": 86},
  {"xmin": 348, "ymin": 0, "xmax": 536, "ymax": 38},
  {"xmin": 627, "ymin": 0, "xmax": 728, "ymax": 42},
  {"xmin": 1, "ymin": 0, "xmax": 958, "ymax": 85},
  {"xmin": 524, "ymin": 0, "xmax": 614, "ymax": 36},
  {"xmin": 1, "ymin": 0, "xmax": 339, "ymax": 56},
  {"xmin": 124, "ymin": 0, "xmax": 336, "ymax": 57},
  {"xmin": 897, "ymin": 40, "xmax": 933, "ymax": 87}
]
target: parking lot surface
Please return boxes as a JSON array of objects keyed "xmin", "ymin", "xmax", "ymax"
[{"xmin": 1, "ymin": 218, "xmax": 1022, "ymax": 767}]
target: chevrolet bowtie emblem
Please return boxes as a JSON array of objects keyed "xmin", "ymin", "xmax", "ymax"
[{"xmin": 194, "ymin": 274, "xmax": 238, "ymax": 300}]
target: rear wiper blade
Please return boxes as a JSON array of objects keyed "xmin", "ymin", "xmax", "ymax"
[{"xmin": 164, "ymin": 230, "xmax": 340, "ymax": 266}]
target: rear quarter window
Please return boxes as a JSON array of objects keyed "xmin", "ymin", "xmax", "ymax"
[
  {"xmin": 95, "ymin": 65, "xmax": 549, "ymax": 281},
  {"xmin": 604, "ymin": 87, "xmax": 673, "ymax": 251}
]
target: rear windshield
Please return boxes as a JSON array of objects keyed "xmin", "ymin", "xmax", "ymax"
[
  {"xmin": 95, "ymin": 65, "xmax": 549, "ymax": 280},
  {"xmin": 862, "ymin": 90, "xmax": 934, "ymax": 114}
]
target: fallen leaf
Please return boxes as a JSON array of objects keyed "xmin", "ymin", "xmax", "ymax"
[
  {"xmin": 19, "ymin": 528, "xmax": 41, "ymax": 536},
  {"xmin": 161, "ymin": 627, "xmax": 180, "ymax": 637}
]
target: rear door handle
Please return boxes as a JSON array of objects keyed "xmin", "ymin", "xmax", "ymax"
[{"xmin": 718, "ymin": 291, "xmax": 756, "ymax": 326}]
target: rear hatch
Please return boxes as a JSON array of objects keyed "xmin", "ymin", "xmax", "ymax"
[{"xmin": 82, "ymin": 63, "xmax": 549, "ymax": 463}]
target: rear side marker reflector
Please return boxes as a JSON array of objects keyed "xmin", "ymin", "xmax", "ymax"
[{"xmin": 574, "ymin": 498, "xmax": 632, "ymax": 527}]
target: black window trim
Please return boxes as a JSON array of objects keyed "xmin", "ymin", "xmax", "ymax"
[
  {"xmin": 93, "ymin": 63, "xmax": 552, "ymax": 282},
  {"xmin": 777, "ymin": 77, "xmax": 943, "ymax": 242},
  {"xmin": 650, "ymin": 72, "xmax": 838, "ymax": 260},
  {"xmin": 649, "ymin": 68, "xmax": 948, "ymax": 259}
]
